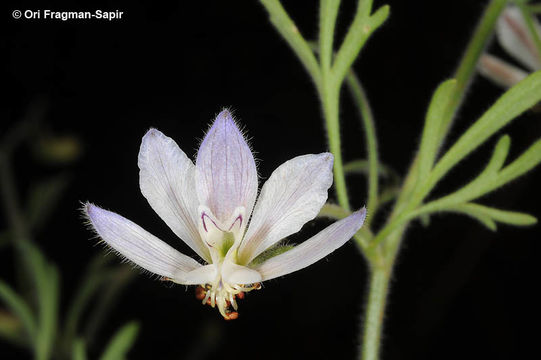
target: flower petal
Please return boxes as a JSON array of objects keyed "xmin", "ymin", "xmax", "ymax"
[
  {"xmin": 238, "ymin": 153, "xmax": 333, "ymax": 264},
  {"xmin": 222, "ymin": 261, "xmax": 262, "ymax": 285},
  {"xmin": 138, "ymin": 129, "xmax": 210, "ymax": 262},
  {"xmin": 195, "ymin": 110, "xmax": 258, "ymax": 223},
  {"xmin": 183, "ymin": 264, "xmax": 217, "ymax": 285},
  {"xmin": 253, "ymin": 208, "xmax": 366, "ymax": 281},
  {"xmin": 497, "ymin": 6, "xmax": 541, "ymax": 71},
  {"xmin": 478, "ymin": 54, "xmax": 528, "ymax": 88},
  {"xmin": 84, "ymin": 203, "xmax": 202, "ymax": 282}
]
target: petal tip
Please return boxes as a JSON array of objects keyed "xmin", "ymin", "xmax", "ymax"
[
  {"xmin": 354, "ymin": 207, "xmax": 368, "ymax": 228},
  {"xmin": 321, "ymin": 152, "xmax": 334, "ymax": 165},
  {"xmin": 142, "ymin": 128, "xmax": 164, "ymax": 141}
]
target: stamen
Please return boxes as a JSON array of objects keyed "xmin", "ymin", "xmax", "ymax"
[{"xmin": 196, "ymin": 279, "xmax": 261, "ymax": 320}]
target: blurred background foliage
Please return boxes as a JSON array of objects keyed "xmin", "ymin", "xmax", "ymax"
[{"xmin": 3, "ymin": 0, "xmax": 541, "ymax": 359}]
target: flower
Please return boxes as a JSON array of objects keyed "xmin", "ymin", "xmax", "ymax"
[
  {"xmin": 478, "ymin": 5, "xmax": 541, "ymax": 88},
  {"xmin": 84, "ymin": 110, "xmax": 366, "ymax": 320}
]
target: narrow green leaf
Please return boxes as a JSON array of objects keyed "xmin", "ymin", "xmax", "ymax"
[
  {"xmin": 0, "ymin": 279, "xmax": 37, "ymax": 340},
  {"xmin": 429, "ymin": 70, "xmax": 541, "ymax": 190},
  {"xmin": 36, "ymin": 263, "xmax": 60, "ymax": 360},
  {"xmin": 419, "ymin": 214, "xmax": 431, "ymax": 228},
  {"xmin": 345, "ymin": 70, "xmax": 380, "ymax": 215},
  {"xmin": 418, "ymin": 79, "xmax": 457, "ymax": 179},
  {"xmin": 72, "ymin": 338, "xmax": 88, "ymax": 360},
  {"xmin": 481, "ymin": 135, "xmax": 511, "ymax": 175},
  {"xmin": 447, "ymin": 204, "xmax": 498, "ymax": 231},
  {"xmin": 259, "ymin": 0, "xmax": 322, "ymax": 89},
  {"xmin": 417, "ymin": 135, "xmax": 511, "ymax": 212},
  {"xmin": 369, "ymin": 5, "xmax": 390, "ymax": 29},
  {"xmin": 99, "ymin": 321, "xmax": 139, "ymax": 360},
  {"xmin": 378, "ymin": 186, "xmax": 401, "ymax": 206},
  {"xmin": 62, "ymin": 256, "xmax": 110, "ymax": 354},
  {"xmin": 332, "ymin": 2, "xmax": 389, "ymax": 85},
  {"xmin": 496, "ymin": 138, "xmax": 541, "ymax": 188},
  {"xmin": 344, "ymin": 159, "xmax": 398, "ymax": 181},
  {"xmin": 83, "ymin": 267, "xmax": 135, "ymax": 348},
  {"xmin": 317, "ymin": 203, "xmax": 351, "ymax": 220},
  {"xmin": 450, "ymin": 203, "xmax": 537, "ymax": 227}
]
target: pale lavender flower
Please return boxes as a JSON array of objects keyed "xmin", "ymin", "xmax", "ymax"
[
  {"xmin": 479, "ymin": 5, "xmax": 541, "ymax": 88},
  {"xmin": 84, "ymin": 110, "xmax": 366, "ymax": 319}
]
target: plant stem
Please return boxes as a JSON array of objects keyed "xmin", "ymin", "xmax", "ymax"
[
  {"xmin": 346, "ymin": 71, "xmax": 379, "ymax": 216},
  {"xmin": 438, "ymin": 0, "xmax": 508, "ymax": 143},
  {"xmin": 321, "ymin": 77, "xmax": 352, "ymax": 211},
  {"xmin": 359, "ymin": 1, "xmax": 508, "ymax": 359},
  {"xmin": 259, "ymin": 0, "xmax": 322, "ymax": 91},
  {"xmin": 361, "ymin": 265, "xmax": 390, "ymax": 360}
]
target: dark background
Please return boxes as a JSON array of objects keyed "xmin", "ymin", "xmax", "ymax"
[{"xmin": 3, "ymin": 0, "xmax": 540, "ymax": 359}]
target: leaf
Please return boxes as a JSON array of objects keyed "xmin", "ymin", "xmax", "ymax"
[
  {"xmin": 99, "ymin": 321, "xmax": 139, "ymax": 360},
  {"xmin": 317, "ymin": 203, "xmax": 351, "ymax": 220},
  {"xmin": 447, "ymin": 203, "xmax": 537, "ymax": 229},
  {"xmin": 428, "ymin": 135, "xmax": 510, "ymax": 207},
  {"xmin": 72, "ymin": 338, "xmax": 88, "ymax": 360},
  {"xmin": 496, "ymin": 138, "xmax": 541, "ymax": 188},
  {"xmin": 343, "ymin": 159, "xmax": 399, "ymax": 181},
  {"xmin": 417, "ymin": 79, "xmax": 457, "ymax": 179},
  {"xmin": 62, "ymin": 256, "xmax": 110, "ymax": 353},
  {"xmin": 430, "ymin": 70, "xmax": 541, "ymax": 188},
  {"xmin": 419, "ymin": 135, "xmax": 540, "ymax": 212},
  {"xmin": 35, "ymin": 263, "xmax": 60, "ymax": 360},
  {"xmin": 448, "ymin": 204, "xmax": 498, "ymax": 231},
  {"xmin": 369, "ymin": 5, "xmax": 390, "ymax": 29},
  {"xmin": 0, "ymin": 280, "xmax": 37, "ymax": 340}
]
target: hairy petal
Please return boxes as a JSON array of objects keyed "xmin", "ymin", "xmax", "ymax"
[
  {"xmin": 222, "ymin": 261, "xmax": 262, "ymax": 285},
  {"xmin": 183, "ymin": 264, "xmax": 217, "ymax": 285},
  {"xmin": 84, "ymin": 203, "xmax": 202, "ymax": 282},
  {"xmin": 239, "ymin": 153, "xmax": 333, "ymax": 264},
  {"xmin": 195, "ymin": 110, "xmax": 258, "ymax": 223},
  {"xmin": 254, "ymin": 208, "xmax": 366, "ymax": 281},
  {"xmin": 497, "ymin": 6, "xmax": 541, "ymax": 71},
  {"xmin": 138, "ymin": 129, "xmax": 210, "ymax": 262}
]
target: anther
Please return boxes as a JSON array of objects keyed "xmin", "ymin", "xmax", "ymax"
[
  {"xmin": 224, "ymin": 311, "xmax": 239, "ymax": 320},
  {"xmin": 195, "ymin": 286, "xmax": 206, "ymax": 300}
]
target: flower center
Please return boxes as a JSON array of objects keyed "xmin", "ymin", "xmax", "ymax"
[{"xmin": 195, "ymin": 277, "xmax": 261, "ymax": 320}]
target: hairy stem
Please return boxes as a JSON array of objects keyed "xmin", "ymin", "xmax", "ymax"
[
  {"xmin": 361, "ymin": 265, "xmax": 390, "ymax": 360},
  {"xmin": 360, "ymin": 1, "xmax": 508, "ymax": 359},
  {"xmin": 346, "ymin": 71, "xmax": 379, "ymax": 217}
]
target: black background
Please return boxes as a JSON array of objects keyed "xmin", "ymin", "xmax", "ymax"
[{"xmin": 3, "ymin": 0, "xmax": 541, "ymax": 359}]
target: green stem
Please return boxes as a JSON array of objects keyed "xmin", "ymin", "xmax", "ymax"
[
  {"xmin": 360, "ymin": 1, "xmax": 508, "ymax": 358},
  {"xmin": 361, "ymin": 265, "xmax": 390, "ymax": 360},
  {"xmin": 259, "ymin": 0, "xmax": 322, "ymax": 91},
  {"xmin": 319, "ymin": 0, "xmax": 341, "ymax": 73},
  {"xmin": 438, "ymin": 0, "xmax": 508, "ymax": 142},
  {"xmin": 345, "ymin": 71, "xmax": 379, "ymax": 217},
  {"xmin": 392, "ymin": 0, "xmax": 508, "ymax": 221},
  {"xmin": 321, "ymin": 78, "xmax": 351, "ymax": 211}
]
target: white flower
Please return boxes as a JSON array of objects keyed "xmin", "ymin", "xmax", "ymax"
[
  {"xmin": 479, "ymin": 5, "xmax": 541, "ymax": 88},
  {"xmin": 84, "ymin": 110, "xmax": 366, "ymax": 320}
]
